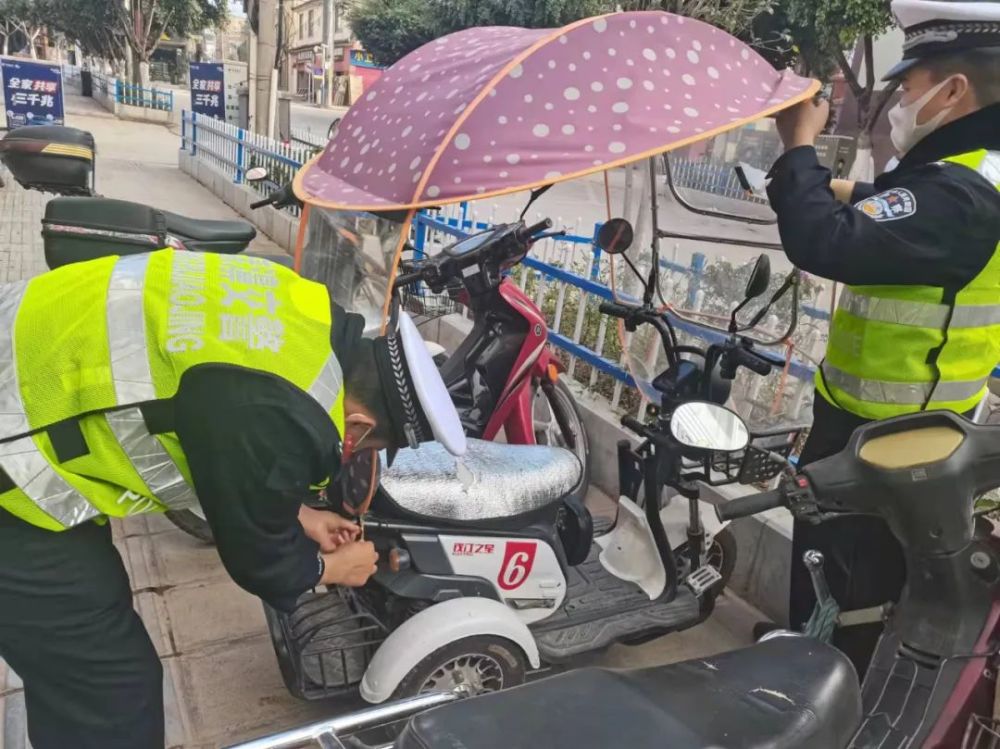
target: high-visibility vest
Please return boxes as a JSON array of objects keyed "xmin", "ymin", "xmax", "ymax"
[
  {"xmin": 0, "ymin": 249, "xmax": 345, "ymax": 531},
  {"xmin": 817, "ymin": 149, "xmax": 1000, "ymax": 420}
]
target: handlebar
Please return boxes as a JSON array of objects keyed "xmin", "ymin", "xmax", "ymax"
[
  {"xmin": 715, "ymin": 488, "xmax": 785, "ymax": 522},
  {"xmin": 250, "ymin": 183, "xmax": 302, "ymax": 212},
  {"xmin": 517, "ymin": 218, "xmax": 553, "ymax": 242}
]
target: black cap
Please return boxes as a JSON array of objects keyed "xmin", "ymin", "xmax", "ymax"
[{"xmin": 884, "ymin": 1, "xmax": 1000, "ymax": 80}]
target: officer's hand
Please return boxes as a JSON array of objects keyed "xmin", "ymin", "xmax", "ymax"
[
  {"xmin": 322, "ymin": 541, "xmax": 379, "ymax": 587},
  {"xmin": 776, "ymin": 98, "xmax": 831, "ymax": 150},
  {"xmin": 299, "ymin": 505, "xmax": 361, "ymax": 552}
]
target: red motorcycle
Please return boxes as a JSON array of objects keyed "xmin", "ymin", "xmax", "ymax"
[{"xmin": 393, "ymin": 219, "xmax": 590, "ymax": 502}]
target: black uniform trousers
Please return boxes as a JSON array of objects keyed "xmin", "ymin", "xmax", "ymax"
[
  {"xmin": 788, "ymin": 395, "xmax": 975, "ymax": 678},
  {"xmin": 0, "ymin": 509, "xmax": 163, "ymax": 749}
]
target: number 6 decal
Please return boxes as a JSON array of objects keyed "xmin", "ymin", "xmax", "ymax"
[{"xmin": 497, "ymin": 541, "xmax": 537, "ymax": 591}]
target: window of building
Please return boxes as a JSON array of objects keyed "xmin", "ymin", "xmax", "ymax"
[
  {"xmin": 298, "ymin": 12, "xmax": 304, "ymax": 40},
  {"xmin": 308, "ymin": 9, "xmax": 315, "ymax": 38}
]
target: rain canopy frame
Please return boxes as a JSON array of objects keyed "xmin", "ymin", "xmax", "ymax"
[{"xmin": 290, "ymin": 10, "xmax": 818, "ymax": 333}]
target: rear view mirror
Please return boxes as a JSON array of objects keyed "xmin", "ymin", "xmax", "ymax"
[
  {"xmin": 744, "ymin": 254, "xmax": 771, "ymax": 301},
  {"xmin": 597, "ymin": 218, "xmax": 634, "ymax": 255},
  {"xmin": 245, "ymin": 166, "xmax": 269, "ymax": 182},
  {"xmin": 670, "ymin": 402, "xmax": 750, "ymax": 453}
]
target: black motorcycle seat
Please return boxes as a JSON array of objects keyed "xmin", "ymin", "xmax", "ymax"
[
  {"xmin": 161, "ymin": 209, "xmax": 256, "ymax": 245},
  {"xmin": 396, "ymin": 637, "xmax": 862, "ymax": 749},
  {"xmin": 376, "ymin": 439, "xmax": 580, "ymax": 529}
]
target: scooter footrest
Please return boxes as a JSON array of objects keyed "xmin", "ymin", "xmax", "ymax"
[
  {"xmin": 531, "ymin": 546, "xmax": 702, "ymax": 661},
  {"xmin": 686, "ymin": 565, "xmax": 723, "ymax": 598},
  {"xmin": 533, "ymin": 590, "xmax": 701, "ymax": 661}
]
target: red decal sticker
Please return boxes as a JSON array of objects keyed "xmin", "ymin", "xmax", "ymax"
[
  {"xmin": 452, "ymin": 542, "xmax": 497, "ymax": 556},
  {"xmin": 497, "ymin": 541, "xmax": 536, "ymax": 591}
]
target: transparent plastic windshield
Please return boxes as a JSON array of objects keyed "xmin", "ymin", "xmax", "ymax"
[
  {"xmin": 299, "ymin": 207, "xmax": 406, "ymax": 334},
  {"xmin": 609, "ymin": 160, "xmax": 831, "ymax": 428}
]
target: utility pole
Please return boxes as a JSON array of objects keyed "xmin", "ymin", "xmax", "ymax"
[
  {"xmin": 322, "ymin": 0, "xmax": 334, "ymax": 108},
  {"xmin": 254, "ymin": 0, "xmax": 278, "ymax": 137}
]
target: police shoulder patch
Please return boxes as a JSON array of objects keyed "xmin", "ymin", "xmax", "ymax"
[{"xmin": 855, "ymin": 188, "xmax": 917, "ymax": 222}]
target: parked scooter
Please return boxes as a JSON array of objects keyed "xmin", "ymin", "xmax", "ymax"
[
  {"xmin": 260, "ymin": 216, "xmax": 798, "ymax": 707},
  {"xmin": 228, "ymin": 377, "xmax": 1000, "ymax": 749},
  {"xmin": 0, "ymin": 124, "xmax": 260, "ymax": 257}
]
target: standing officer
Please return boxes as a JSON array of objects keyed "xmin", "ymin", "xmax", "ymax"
[
  {"xmin": 0, "ymin": 248, "xmax": 466, "ymax": 748},
  {"xmin": 764, "ymin": 0, "xmax": 1000, "ymax": 675}
]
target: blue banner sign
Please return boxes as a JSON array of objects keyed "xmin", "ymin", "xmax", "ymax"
[
  {"xmin": 1, "ymin": 57, "xmax": 65, "ymax": 129},
  {"xmin": 189, "ymin": 62, "xmax": 226, "ymax": 120},
  {"xmin": 349, "ymin": 49, "xmax": 384, "ymax": 70}
]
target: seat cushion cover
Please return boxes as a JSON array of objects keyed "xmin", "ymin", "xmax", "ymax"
[
  {"xmin": 162, "ymin": 210, "xmax": 256, "ymax": 243},
  {"xmin": 377, "ymin": 439, "xmax": 580, "ymax": 524},
  {"xmin": 397, "ymin": 637, "xmax": 862, "ymax": 749}
]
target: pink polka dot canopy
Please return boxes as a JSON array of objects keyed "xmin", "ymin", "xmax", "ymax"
[{"xmin": 294, "ymin": 10, "xmax": 819, "ymax": 211}]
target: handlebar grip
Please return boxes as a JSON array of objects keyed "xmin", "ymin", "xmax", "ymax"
[
  {"xmin": 734, "ymin": 347, "xmax": 773, "ymax": 376},
  {"xmin": 599, "ymin": 302, "xmax": 630, "ymax": 319},
  {"xmin": 715, "ymin": 489, "xmax": 785, "ymax": 522},
  {"xmin": 393, "ymin": 271, "xmax": 424, "ymax": 289},
  {"xmin": 517, "ymin": 218, "xmax": 553, "ymax": 242},
  {"xmin": 250, "ymin": 197, "xmax": 271, "ymax": 209}
]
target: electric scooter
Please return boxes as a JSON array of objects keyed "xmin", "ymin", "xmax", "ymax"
[
  {"xmin": 261, "ymin": 217, "xmax": 799, "ymax": 706},
  {"xmin": 228, "ymin": 342, "xmax": 1000, "ymax": 749}
]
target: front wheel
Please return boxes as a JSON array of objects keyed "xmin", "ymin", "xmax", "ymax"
[
  {"xmin": 534, "ymin": 377, "xmax": 590, "ymax": 503},
  {"xmin": 165, "ymin": 506, "xmax": 214, "ymax": 544},
  {"xmin": 392, "ymin": 635, "xmax": 528, "ymax": 699}
]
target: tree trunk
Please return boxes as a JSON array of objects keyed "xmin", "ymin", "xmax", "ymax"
[
  {"xmin": 138, "ymin": 59, "xmax": 150, "ymax": 89},
  {"xmin": 2, "ymin": 36, "xmax": 8, "ymax": 57},
  {"xmin": 848, "ymin": 130, "xmax": 876, "ymax": 182}
]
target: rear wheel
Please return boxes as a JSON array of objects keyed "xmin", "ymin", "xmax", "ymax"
[
  {"xmin": 392, "ymin": 636, "xmax": 527, "ymax": 699},
  {"xmin": 533, "ymin": 377, "xmax": 590, "ymax": 503},
  {"xmin": 165, "ymin": 507, "xmax": 215, "ymax": 544}
]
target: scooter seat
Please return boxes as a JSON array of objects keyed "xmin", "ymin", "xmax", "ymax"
[
  {"xmin": 396, "ymin": 637, "xmax": 862, "ymax": 749},
  {"xmin": 161, "ymin": 209, "xmax": 256, "ymax": 248},
  {"xmin": 376, "ymin": 439, "xmax": 580, "ymax": 529}
]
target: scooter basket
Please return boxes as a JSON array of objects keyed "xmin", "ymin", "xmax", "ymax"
[
  {"xmin": 263, "ymin": 589, "xmax": 388, "ymax": 701},
  {"xmin": 399, "ymin": 284, "xmax": 463, "ymax": 321},
  {"xmin": 963, "ymin": 714, "xmax": 1000, "ymax": 749},
  {"xmin": 711, "ymin": 427, "xmax": 803, "ymax": 485}
]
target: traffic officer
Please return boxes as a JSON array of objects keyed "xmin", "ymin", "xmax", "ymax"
[
  {"xmin": 765, "ymin": 0, "xmax": 1000, "ymax": 676},
  {"xmin": 0, "ymin": 248, "xmax": 466, "ymax": 748}
]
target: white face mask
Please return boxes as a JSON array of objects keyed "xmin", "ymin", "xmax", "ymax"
[{"xmin": 888, "ymin": 77, "xmax": 956, "ymax": 155}]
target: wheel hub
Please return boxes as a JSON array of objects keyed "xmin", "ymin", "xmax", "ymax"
[{"xmin": 421, "ymin": 654, "xmax": 504, "ymax": 696}]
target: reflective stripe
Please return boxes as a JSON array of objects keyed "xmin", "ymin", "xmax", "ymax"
[
  {"xmin": 838, "ymin": 288, "xmax": 1000, "ymax": 329},
  {"xmin": 977, "ymin": 151, "xmax": 1000, "ymax": 187},
  {"xmin": 107, "ymin": 254, "xmax": 156, "ymax": 404},
  {"xmin": 307, "ymin": 354, "xmax": 343, "ymax": 413},
  {"xmin": 823, "ymin": 363, "xmax": 987, "ymax": 405},
  {"xmin": 0, "ymin": 280, "xmax": 97, "ymax": 526},
  {"xmin": 106, "ymin": 408, "xmax": 197, "ymax": 510},
  {"xmin": 0, "ymin": 281, "xmax": 29, "ymax": 436},
  {"xmin": 0, "ymin": 436, "xmax": 99, "ymax": 527}
]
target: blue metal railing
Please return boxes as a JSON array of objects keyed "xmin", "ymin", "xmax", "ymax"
[{"xmin": 115, "ymin": 80, "xmax": 172, "ymax": 111}]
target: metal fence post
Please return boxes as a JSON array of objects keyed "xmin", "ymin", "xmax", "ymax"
[
  {"xmin": 235, "ymin": 128, "xmax": 246, "ymax": 184},
  {"xmin": 414, "ymin": 215, "xmax": 427, "ymax": 259},
  {"xmin": 686, "ymin": 252, "xmax": 706, "ymax": 307},
  {"xmin": 181, "ymin": 111, "xmax": 187, "ymax": 151},
  {"xmin": 191, "ymin": 113, "xmax": 198, "ymax": 157},
  {"xmin": 590, "ymin": 222, "xmax": 602, "ymax": 282}
]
